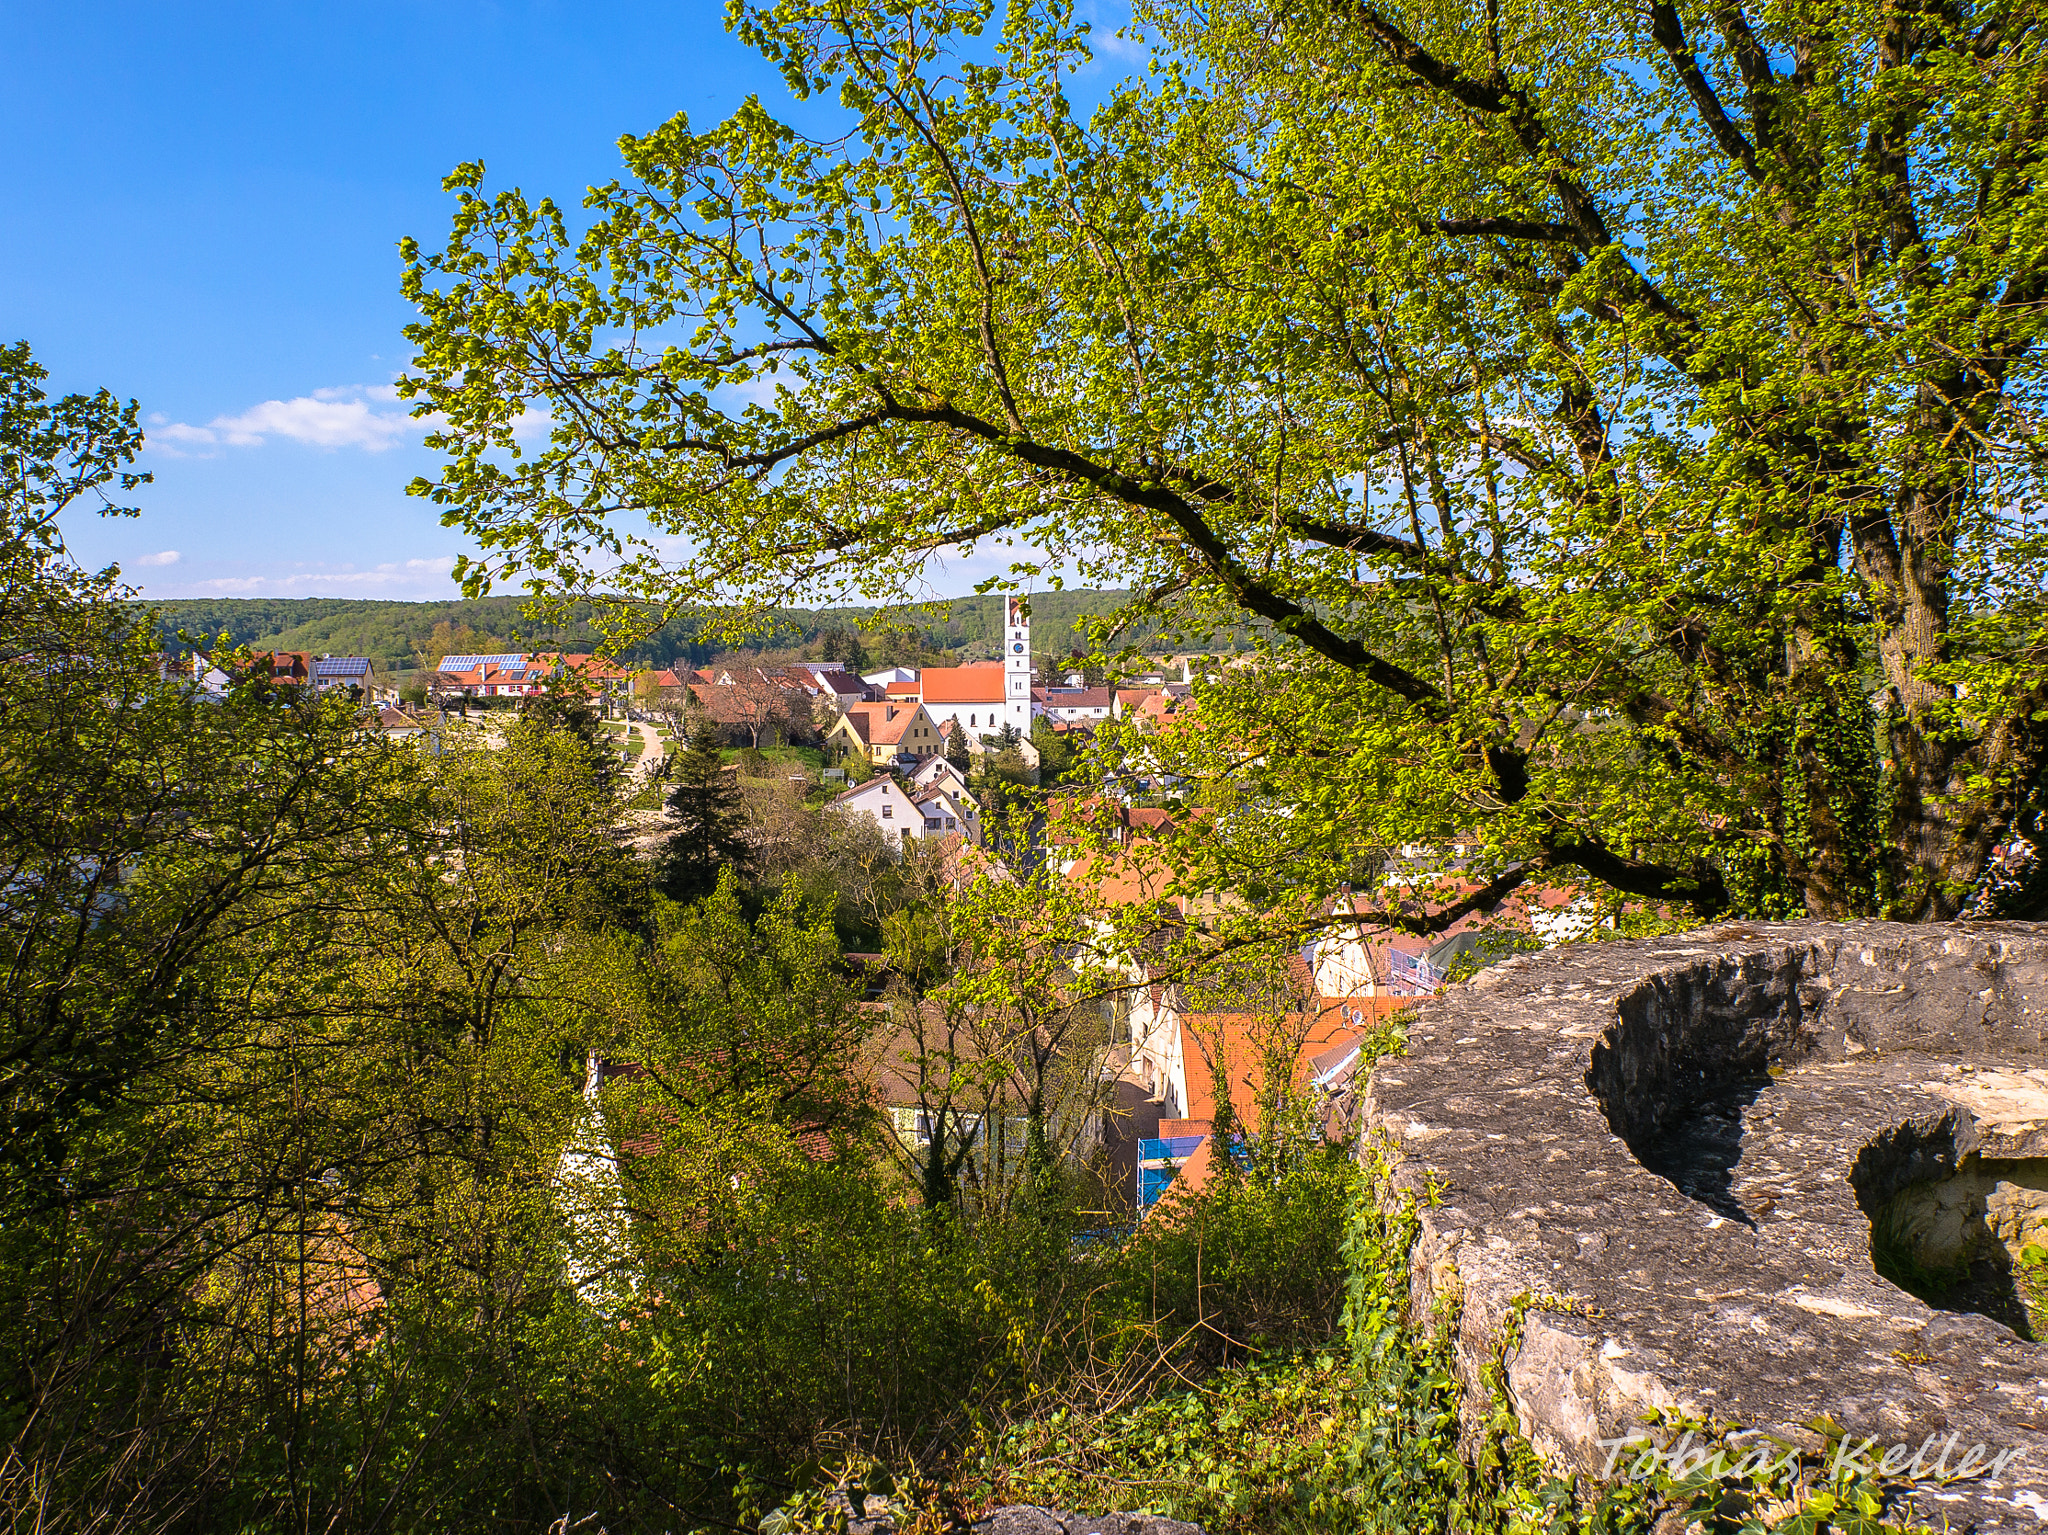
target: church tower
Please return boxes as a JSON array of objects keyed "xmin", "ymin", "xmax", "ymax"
[{"xmin": 1003, "ymin": 595, "xmax": 1032, "ymax": 735}]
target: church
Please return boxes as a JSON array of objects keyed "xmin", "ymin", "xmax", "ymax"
[{"xmin": 911, "ymin": 595, "xmax": 1035, "ymax": 747}]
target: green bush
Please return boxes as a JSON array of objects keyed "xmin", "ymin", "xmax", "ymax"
[{"xmin": 1100, "ymin": 1154, "xmax": 1356, "ymax": 1367}]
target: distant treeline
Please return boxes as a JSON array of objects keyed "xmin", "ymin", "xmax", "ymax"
[{"xmin": 142, "ymin": 592, "xmax": 1256, "ymax": 674}]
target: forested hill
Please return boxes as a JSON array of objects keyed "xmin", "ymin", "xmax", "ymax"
[{"xmin": 141, "ymin": 591, "xmax": 1251, "ymax": 674}]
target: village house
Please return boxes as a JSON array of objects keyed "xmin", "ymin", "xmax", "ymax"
[
  {"xmin": 911, "ymin": 781, "xmax": 979, "ymax": 843},
  {"xmin": 865, "ymin": 1001, "xmax": 1105, "ymax": 1193},
  {"xmin": 1113, "ymin": 683, "xmax": 1191, "ymax": 720},
  {"xmin": 909, "ymin": 754, "xmax": 972, "ymax": 796},
  {"xmin": 535, "ymin": 652, "xmax": 632, "ymax": 709},
  {"xmin": 432, "ymin": 651, "xmax": 545, "ymax": 700},
  {"xmin": 685, "ymin": 669, "xmax": 818, "ymax": 747},
  {"xmin": 310, "ymin": 655, "xmax": 380, "ymax": 697},
  {"xmin": 376, "ymin": 705, "xmax": 428, "ymax": 740},
  {"xmin": 827, "ymin": 774, "xmax": 924, "ymax": 850},
  {"xmin": 785, "ymin": 661, "xmax": 873, "ymax": 712},
  {"xmin": 1032, "ymin": 685, "xmax": 1114, "ymax": 724},
  {"xmin": 192, "ymin": 649, "xmax": 311, "ymax": 693},
  {"xmin": 823, "ymin": 700, "xmax": 946, "ymax": 768},
  {"xmin": 194, "ymin": 649, "xmax": 379, "ymax": 697},
  {"xmin": 1132, "ymin": 987, "xmax": 1411, "ymax": 1214}
]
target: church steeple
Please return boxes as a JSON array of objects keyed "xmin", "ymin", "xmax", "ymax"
[{"xmin": 1004, "ymin": 595, "xmax": 1032, "ymax": 734}]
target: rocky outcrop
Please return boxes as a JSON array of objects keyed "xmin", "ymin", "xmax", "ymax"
[{"xmin": 1362, "ymin": 921, "xmax": 2048, "ymax": 1532}]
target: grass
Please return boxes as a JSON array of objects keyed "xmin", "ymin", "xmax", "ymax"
[
  {"xmin": 720, "ymin": 745, "xmax": 826, "ymax": 772},
  {"xmin": 2021, "ymin": 1244, "xmax": 2048, "ymax": 1336}
]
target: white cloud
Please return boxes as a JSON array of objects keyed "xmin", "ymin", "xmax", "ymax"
[
  {"xmin": 189, "ymin": 557, "xmax": 458, "ymax": 596},
  {"xmin": 1078, "ymin": 0, "xmax": 1151, "ymax": 68},
  {"xmin": 148, "ymin": 383, "xmax": 420, "ymax": 456},
  {"xmin": 147, "ymin": 381, "xmax": 547, "ymax": 456},
  {"xmin": 131, "ymin": 549, "xmax": 181, "ymax": 567}
]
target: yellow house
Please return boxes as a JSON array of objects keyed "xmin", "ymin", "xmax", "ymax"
[{"xmin": 826, "ymin": 700, "xmax": 946, "ymax": 766}]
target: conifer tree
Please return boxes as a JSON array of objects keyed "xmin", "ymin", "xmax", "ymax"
[
  {"xmin": 943, "ymin": 720, "xmax": 971, "ymax": 775},
  {"xmin": 656, "ymin": 710, "xmax": 750, "ymax": 902}
]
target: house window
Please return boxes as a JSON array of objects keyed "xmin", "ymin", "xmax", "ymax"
[{"xmin": 881, "ymin": 805, "xmax": 892, "ymax": 819}]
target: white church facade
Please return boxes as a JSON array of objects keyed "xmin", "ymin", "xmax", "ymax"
[{"xmin": 913, "ymin": 596, "xmax": 1037, "ymax": 747}]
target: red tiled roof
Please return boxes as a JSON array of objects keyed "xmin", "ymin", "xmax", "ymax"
[
  {"xmin": 535, "ymin": 652, "xmax": 629, "ymax": 681},
  {"xmin": 866, "ymin": 707, "xmax": 924, "ymax": 747},
  {"xmin": 1044, "ymin": 687, "xmax": 1114, "ymax": 709},
  {"xmin": 838, "ymin": 700, "xmax": 930, "ymax": 747},
  {"xmin": 918, "ymin": 667, "xmax": 1008, "ymax": 704},
  {"xmin": 254, "ymin": 650, "xmax": 313, "ymax": 682}
]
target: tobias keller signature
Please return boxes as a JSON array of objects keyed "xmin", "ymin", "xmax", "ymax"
[{"xmin": 1598, "ymin": 1429, "xmax": 2025, "ymax": 1485}]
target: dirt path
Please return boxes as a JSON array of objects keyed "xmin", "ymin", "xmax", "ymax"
[{"xmin": 629, "ymin": 720, "xmax": 666, "ymax": 778}]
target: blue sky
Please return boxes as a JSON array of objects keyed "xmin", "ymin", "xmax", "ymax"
[{"xmin": 8, "ymin": 2, "xmax": 1075, "ymax": 602}]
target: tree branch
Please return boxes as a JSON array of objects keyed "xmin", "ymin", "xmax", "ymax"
[
  {"xmin": 1648, "ymin": 2, "xmax": 1762, "ymax": 181},
  {"xmin": 1436, "ymin": 216, "xmax": 1583, "ymax": 243}
]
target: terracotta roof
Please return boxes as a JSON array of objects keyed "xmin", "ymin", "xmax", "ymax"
[
  {"xmin": 918, "ymin": 667, "xmax": 1008, "ymax": 704},
  {"xmin": 536, "ymin": 652, "xmax": 629, "ymax": 681},
  {"xmin": 1134, "ymin": 691, "xmax": 1186, "ymax": 724},
  {"xmin": 865, "ymin": 704, "xmax": 930, "ymax": 747},
  {"xmin": 690, "ymin": 680, "xmax": 792, "ymax": 725},
  {"xmin": 1062, "ymin": 846, "xmax": 1183, "ymax": 910},
  {"xmin": 1043, "ymin": 687, "xmax": 1114, "ymax": 709},
  {"xmin": 1151, "ymin": 998, "xmax": 1384, "ymax": 1208},
  {"xmin": 885, "ymin": 678, "xmax": 921, "ymax": 698},
  {"xmin": 256, "ymin": 650, "xmax": 313, "ymax": 682}
]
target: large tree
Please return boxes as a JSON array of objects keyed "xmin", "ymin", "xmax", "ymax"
[{"xmin": 401, "ymin": 0, "xmax": 2048, "ymax": 921}]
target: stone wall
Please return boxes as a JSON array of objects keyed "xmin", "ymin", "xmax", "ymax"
[{"xmin": 1361, "ymin": 921, "xmax": 2048, "ymax": 1532}]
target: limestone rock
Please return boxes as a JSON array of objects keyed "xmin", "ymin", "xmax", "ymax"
[{"xmin": 1363, "ymin": 920, "xmax": 2048, "ymax": 1533}]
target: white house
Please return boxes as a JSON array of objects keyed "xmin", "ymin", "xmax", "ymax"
[
  {"xmin": 1033, "ymin": 685, "xmax": 1114, "ymax": 724},
  {"xmin": 787, "ymin": 661, "xmax": 871, "ymax": 712},
  {"xmin": 827, "ymin": 775, "xmax": 926, "ymax": 851},
  {"xmin": 912, "ymin": 782, "xmax": 980, "ymax": 844},
  {"xmin": 910, "ymin": 755, "xmax": 972, "ymax": 795}
]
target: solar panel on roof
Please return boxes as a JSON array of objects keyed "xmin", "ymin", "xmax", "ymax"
[
  {"xmin": 438, "ymin": 653, "xmax": 527, "ymax": 671},
  {"xmin": 312, "ymin": 657, "xmax": 371, "ymax": 676}
]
